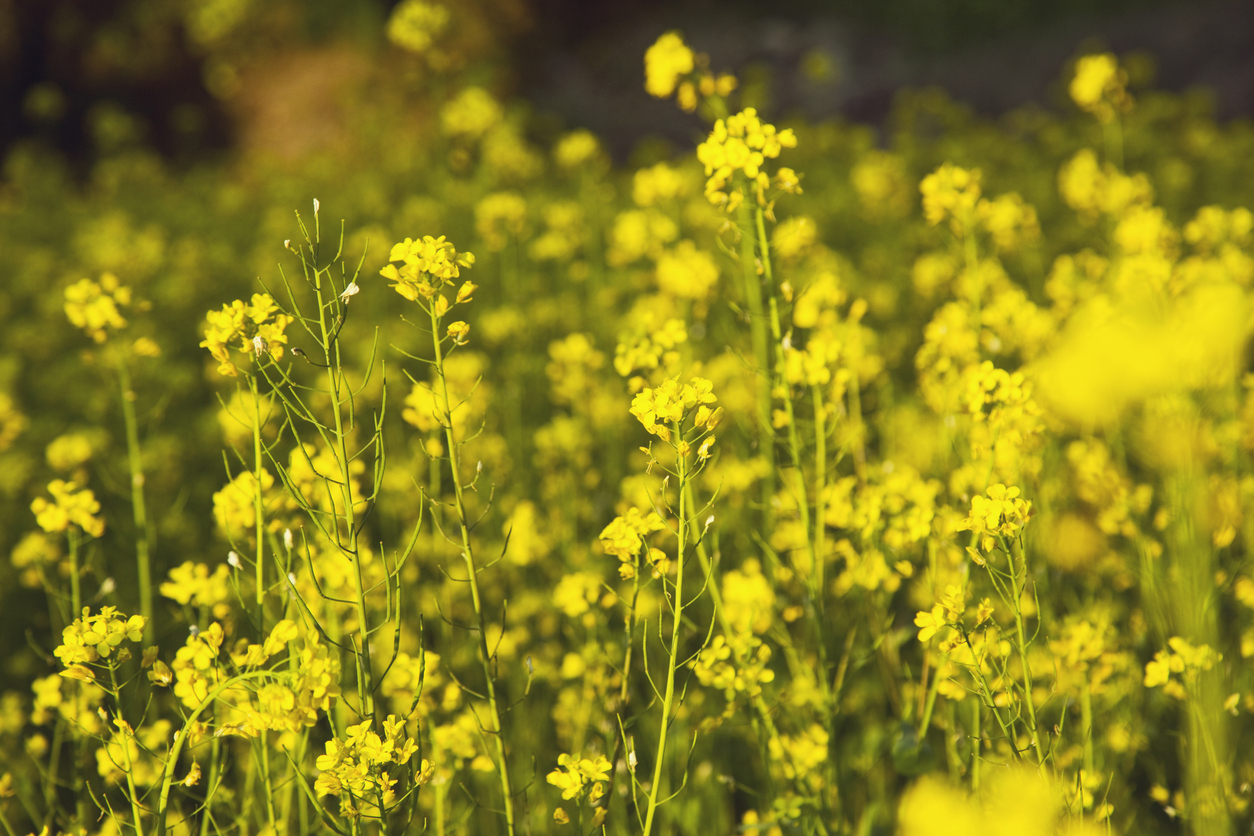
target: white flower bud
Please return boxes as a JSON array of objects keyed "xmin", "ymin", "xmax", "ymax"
[
  {"xmin": 252, "ymin": 335, "xmax": 268, "ymax": 357},
  {"xmin": 99, "ymin": 577, "xmax": 116, "ymax": 596},
  {"xmin": 227, "ymin": 551, "xmax": 241, "ymax": 569},
  {"xmin": 339, "ymin": 281, "xmax": 360, "ymax": 304},
  {"xmin": 313, "ymin": 198, "xmax": 320, "ymax": 214},
  {"xmin": 284, "ymin": 528, "xmax": 294, "ymax": 550},
  {"xmin": 189, "ymin": 625, "xmax": 200, "ymax": 637}
]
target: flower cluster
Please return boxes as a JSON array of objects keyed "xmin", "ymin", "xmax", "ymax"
[
  {"xmin": 599, "ymin": 507, "xmax": 666, "ymax": 579},
  {"xmin": 159, "ymin": 561, "xmax": 232, "ymax": 618},
  {"xmin": 31, "ymin": 479, "xmax": 105, "ymax": 538},
  {"xmin": 696, "ymin": 108, "xmax": 798, "ymax": 211},
  {"xmin": 958, "ymin": 484, "xmax": 1033, "ymax": 553},
  {"xmin": 53, "ymin": 607, "xmax": 147, "ymax": 676},
  {"xmin": 315, "ymin": 715, "xmax": 429, "ymax": 816},
  {"xmin": 1143, "ymin": 637, "xmax": 1220, "ymax": 700},
  {"xmin": 643, "ymin": 32, "xmax": 694, "ymax": 99},
  {"xmin": 64, "ymin": 273, "xmax": 130, "ymax": 343},
  {"xmin": 629, "ymin": 376, "xmax": 719, "ymax": 443},
  {"xmin": 1069, "ymin": 53, "xmax": 1132, "ymax": 123},
  {"xmin": 546, "ymin": 752, "xmax": 611, "ymax": 801},
  {"xmin": 385, "ymin": 0, "xmax": 449, "ymax": 54},
  {"xmin": 692, "ymin": 633, "xmax": 776, "ymax": 700},
  {"xmin": 200, "ymin": 293, "xmax": 293, "ymax": 377},
  {"xmin": 380, "ymin": 235, "xmax": 476, "ymax": 304}
]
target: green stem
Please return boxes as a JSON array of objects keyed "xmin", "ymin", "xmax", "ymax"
[
  {"xmin": 249, "ymin": 375, "xmax": 266, "ymax": 637},
  {"xmin": 115, "ymin": 351, "xmax": 153, "ymax": 643},
  {"xmin": 641, "ymin": 425, "xmax": 689, "ymax": 836},
  {"xmin": 736, "ymin": 201, "xmax": 774, "ymax": 528},
  {"xmin": 108, "ymin": 664, "xmax": 147, "ymax": 836},
  {"xmin": 1007, "ymin": 543, "xmax": 1046, "ymax": 765},
  {"xmin": 429, "ymin": 302, "xmax": 516, "ymax": 836},
  {"xmin": 314, "ymin": 269, "xmax": 376, "ymax": 725}
]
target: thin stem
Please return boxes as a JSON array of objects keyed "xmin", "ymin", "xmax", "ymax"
[
  {"xmin": 1007, "ymin": 543, "xmax": 1046, "ymax": 765},
  {"xmin": 641, "ymin": 425, "xmax": 688, "ymax": 836},
  {"xmin": 429, "ymin": 302, "xmax": 516, "ymax": 836},
  {"xmin": 115, "ymin": 351, "xmax": 153, "ymax": 642},
  {"xmin": 250, "ymin": 375, "xmax": 267, "ymax": 636},
  {"xmin": 735, "ymin": 200, "xmax": 774, "ymax": 528}
]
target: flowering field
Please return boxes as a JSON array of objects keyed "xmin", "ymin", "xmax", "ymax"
[{"xmin": 3, "ymin": 7, "xmax": 1254, "ymax": 836}]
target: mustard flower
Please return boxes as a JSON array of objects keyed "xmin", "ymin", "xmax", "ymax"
[
  {"xmin": 546, "ymin": 752, "xmax": 612, "ymax": 800},
  {"xmin": 64, "ymin": 273, "xmax": 130, "ymax": 343},
  {"xmin": 475, "ymin": 192, "xmax": 528, "ymax": 251},
  {"xmin": 381, "ymin": 235, "xmax": 475, "ymax": 302},
  {"xmin": 54, "ymin": 606, "xmax": 147, "ymax": 667},
  {"xmin": 1069, "ymin": 53, "xmax": 1132, "ymax": 123},
  {"xmin": 554, "ymin": 129, "xmax": 602, "ymax": 169},
  {"xmin": 629, "ymin": 376, "xmax": 717, "ymax": 442},
  {"xmin": 696, "ymin": 108, "xmax": 798, "ymax": 210},
  {"xmin": 31, "ymin": 479, "xmax": 105, "ymax": 538},
  {"xmin": 200, "ymin": 293, "xmax": 293, "ymax": 377},
  {"xmin": 958, "ymin": 484, "xmax": 1032, "ymax": 552},
  {"xmin": 159, "ymin": 561, "xmax": 232, "ymax": 619},
  {"xmin": 655, "ymin": 240, "xmax": 719, "ymax": 300},
  {"xmin": 644, "ymin": 32, "xmax": 694, "ymax": 99},
  {"xmin": 919, "ymin": 163, "xmax": 982, "ymax": 234},
  {"xmin": 385, "ymin": 0, "xmax": 449, "ymax": 54},
  {"xmin": 440, "ymin": 87, "xmax": 503, "ymax": 139}
]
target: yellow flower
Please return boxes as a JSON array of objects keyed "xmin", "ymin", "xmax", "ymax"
[
  {"xmin": 958, "ymin": 484, "xmax": 1032, "ymax": 552},
  {"xmin": 200, "ymin": 293, "xmax": 293, "ymax": 377},
  {"xmin": 1069, "ymin": 53, "xmax": 1132, "ymax": 123},
  {"xmin": 919, "ymin": 163, "xmax": 981, "ymax": 234},
  {"xmin": 31, "ymin": 480, "xmax": 105, "ymax": 538},
  {"xmin": 440, "ymin": 87, "xmax": 503, "ymax": 139},
  {"xmin": 385, "ymin": 0, "xmax": 449, "ymax": 54},
  {"xmin": 656, "ymin": 240, "xmax": 719, "ymax": 300},
  {"xmin": 381, "ymin": 235, "xmax": 475, "ymax": 302},
  {"xmin": 644, "ymin": 32, "xmax": 694, "ymax": 99},
  {"xmin": 554, "ymin": 129, "xmax": 602, "ymax": 169},
  {"xmin": 696, "ymin": 108, "xmax": 798, "ymax": 210},
  {"xmin": 64, "ymin": 273, "xmax": 130, "ymax": 343},
  {"xmin": 629, "ymin": 376, "xmax": 717, "ymax": 441},
  {"xmin": 159, "ymin": 561, "xmax": 232, "ymax": 619}
]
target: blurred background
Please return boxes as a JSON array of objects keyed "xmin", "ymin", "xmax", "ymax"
[{"xmin": 3, "ymin": 0, "xmax": 1253, "ymax": 170}]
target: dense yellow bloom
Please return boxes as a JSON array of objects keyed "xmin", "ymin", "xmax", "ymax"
[
  {"xmin": 632, "ymin": 161, "xmax": 692, "ymax": 207},
  {"xmin": 160, "ymin": 561, "xmax": 232, "ymax": 618},
  {"xmin": 554, "ymin": 129, "xmax": 601, "ymax": 169},
  {"xmin": 1058, "ymin": 148, "xmax": 1153, "ymax": 219},
  {"xmin": 31, "ymin": 479, "xmax": 105, "ymax": 538},
  {"xmin": 693, "ymin": 632, "xmax": 776, "ymax": 700},
  {"xmin": 769, "ymin": 724, "xmax": 829, "ymax": 782},
  {"xmin": 385, "ymin": 0, "xmax": 449, "ymax": 54},
  {"xmin": 607, "ymin": 208, "xmax": 677, "ymax": 265},
  {"xmin": 629, "ymin": 375, "xmax": 717, "ymax": 442},
  {"xmin": 644, "ymin": 32, "xmax": 694, "ymax": 99},
  {"xmin": 919, "ymin": 163, "xmax": 981, "ymax": 233},
  {"xmin": 1144, "ymin": 637, "xmax": 1220, "ymax": 700},
  {"xmin": 440, "ymin": 87, "xmax": 502, "ymax": 139},
  {"xmin": 1069, "ymin": 53, "xmax": 1132, "ymax": 123},
  {"xmin": 64, "ymin": 273, "xmax": 130, "ymax": 343},
  {"xmin": 200, "ymin": 293, "xmax": 293, "ymax": 377},
  {"xmin": 547, "ymin": 752, "xmax": 611, "ymax": 801},
  {"xmin": 0, "ymin": 392, "xmax": 27, "ymax": 452},
  {"xmin": 958, "ymin": 484, "xmax": 1032, "ymax": 552},
  {"xmin": 898, "ymin": 770, "xmax": 1067, "ymax": 836},
  {"xmin": 722, "ymin": 559, "xmax": 775, "ymax": 634},
  {"xmin": 45, "ymin": 433, "xmax": 93, "ymax": 472},
  {"xmin": 381, "ymin": 235, "xmax": 475, "ymax": 302},
  {"xmin": 212, "ymin": 468, "xmax": 278, "ymax": 540},
  {"xmin": 697, "ymin": 108, "xmax": 797, "ymax": 210},
  {"xmin": 315, "ymin": 716, "xmax": 427, "ymax": 816},
  {"xmin": 655, "ymin": 240, "xmax": 719, "ymax": 300},
  {"xmin": 600, "ymin": 507, "xmax": 665, "ymax": 578},
  {"xmin": 54, "ymin": 607, "xmax": 147, "ymax": 668},
  {"xmin": 475, "ymin": 191, "xmax": 528, "ymax": 251}
]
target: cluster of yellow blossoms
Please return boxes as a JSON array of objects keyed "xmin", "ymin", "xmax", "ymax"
[
  {"xmin": 957, "ymin": 484, "xmax": 1032, "ymax": 553},
  {"xmin": 1069, "ymin": 53, "xmax": 1132, "ymax": 123},
  {"xmin": 629, "ymin": 376, "xmax": 719, "ymax": 444},
  {"xmin": 546, "ymin": 752, "xmax": 611, "ymax": 802},
  {"xmin": 314, "ymin": 715, "xmax": 429, "ymax": 816},
  {"xmin": 697, "ymin": 108, "xmax": 798, "ymax": 211},
  {"xmin": 380, "ymin": 235, "xmax": 475, "ymax": 301},
  {"xmin": 643, "ymin": 31, "xmax": 736, "ymax": 112},
  {"xmin": 1143, "ymin": 637, "xmax": 1220, "ymax": 700},
  {"xmin": 53, "ymin": 607, "xmax": 147, "ymax": 679},
  {"xmin": 200, "ymin": 293, "xmax": 293, "ymax": 377},
  {"xmin": 64, "ymin": 273, "xmax": 130, "ymax": 343},
  {"xmin": 599, "ymin": 507, "xmax": 666, "ymax": 579},
  {"xmin": 31, "ymin": 479, "xmax": 105, "ymax": 538}
]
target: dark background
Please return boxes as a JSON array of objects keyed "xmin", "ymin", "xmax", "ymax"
[{"xmin": 3, "ymin": 0, "xmax": 1252, "ymax": 168}]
